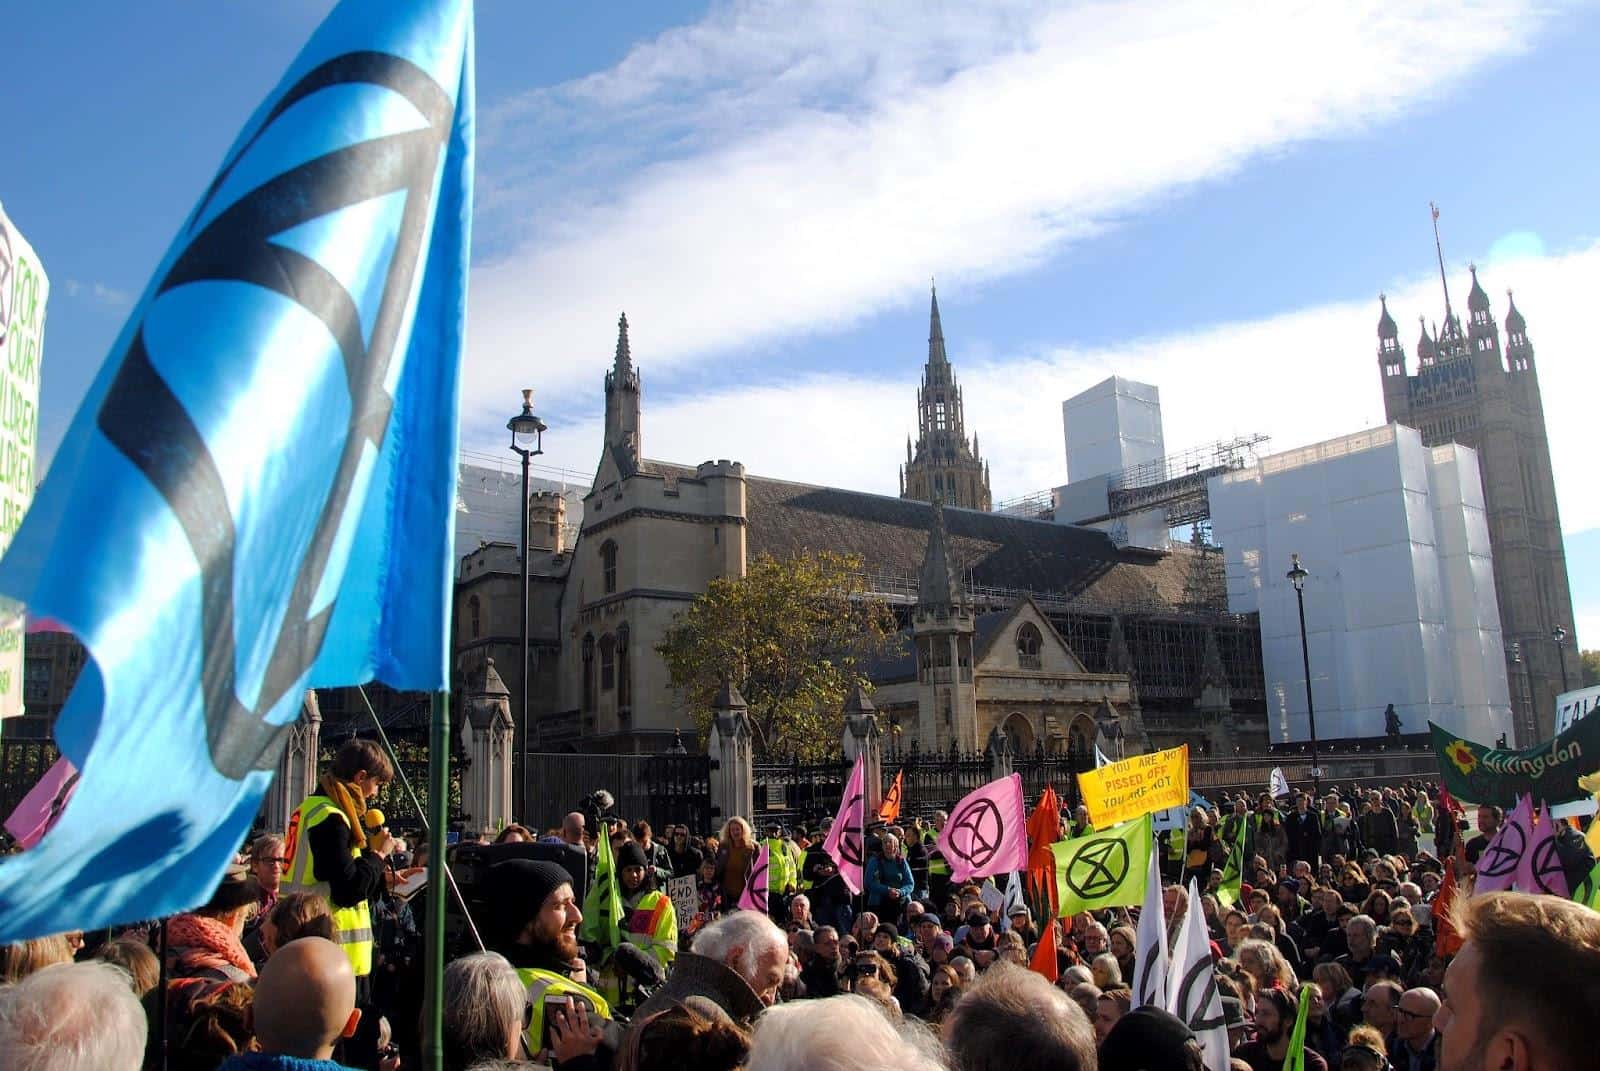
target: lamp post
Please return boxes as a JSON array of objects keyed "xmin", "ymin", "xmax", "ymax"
[
  {"xmin": 1511, "ymin": 641, "xmax": 1534, "ymax": 747},
  {"xmin": 1553, "ymin": 625, "xmax": 1570, "ymax": 694},
  {"xmin": 507, "ymin": 389, "xmax": 546, "ymax": 822},
  {"xmin": 1286, "ymin": 554, "xmax": 1321, "ymax": 798}
]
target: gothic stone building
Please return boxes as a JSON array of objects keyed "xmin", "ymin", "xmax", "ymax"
[
  {"xmin": 453, "ymin": 306, "xmax": 1267, "ymax": 756},
  {"xmin": 1376, "ymin": 268, "xmax": 1577, "ymax": 741}
]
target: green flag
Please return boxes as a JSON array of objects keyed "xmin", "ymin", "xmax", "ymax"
[
  {"xmin": 1284, "ymin": 983, "xmax": 1317, "ymax": 1071},
  {"xmin": 580, "ymin": 829, "xmax": 624, "ymax": 950},
  {"xmin": 1215, "ymin": 811, "xmax": 1248, "ymax": 908},
  {"xmin": 1574, "ymin": 857, "xmax": 1600, "ymax": 911},
  {"xmin": 1050, "ymin": 813, "xmax": 1151, "ymax": 917}
]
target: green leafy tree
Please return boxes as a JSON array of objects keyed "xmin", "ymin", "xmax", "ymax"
[
  {"xmin": 1583, "ymin": 648, "xmax": 1600, "ymax": 688},
  {"xmin": 657, "ymin": 551, "xmax": 902, "ymax": 758}
]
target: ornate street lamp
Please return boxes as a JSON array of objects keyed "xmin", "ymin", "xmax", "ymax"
[
  {"xmin": 1553, "ymin": 625, "xmax": 1570, "ymax": 694},
  {"xmin": 507, "ymin": 389, "xmax": 546, "ymax": 821},
  {"xmin": 1287, "ymin": 554, "xmax": 1321, "ymax": 798}
]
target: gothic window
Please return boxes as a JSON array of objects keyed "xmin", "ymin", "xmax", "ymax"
[
  {"xmin": 617, "ymin": 625, "xmax": 631, "ymax": 707},
  {"xmin": 1017, "ymin": 623, "xmax": 1042, "ymax": 670},
  {"xmin": 468, "ymin": 595, "xmax": 480, "ymax": 639},
  {"xmin": 934, "ymin": 400, "xmax": 947, "ymax": 430},
  {"xmin": 582, "ymin": 633, "xmax": 595, "ymax": 712},
  {"xmin": 600, "ymin": 634, "xmax": 616, "ymax": 691},
  {"xmin": 601, "ymin": 540, "xmax": 618, "ymax": 594}
]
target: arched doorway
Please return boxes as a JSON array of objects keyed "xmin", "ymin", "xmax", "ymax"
[
  {"xmin": 1001, "ymin": 712, "xmax": 1036, "ymax": 755},
  {"xmin": 1068, "ymin": 715, "xmax": 1097, "ymax": 760}
]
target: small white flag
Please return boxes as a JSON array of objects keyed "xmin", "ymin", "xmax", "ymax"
[
  {"xmin": 1132, "ymin": 845, "xmax": 1168, "ymax": 1010},
  {"xmin": 1167, "ymin": 879, "xmax": 1229, "ymax": 1071},
  {"xmin": 1270, "ymin": 767, "xmax": 1291, "ymax": 799},
  {"xmin": 1095, "ymin": 744, "xmax": 1113, "ymax": 768}
]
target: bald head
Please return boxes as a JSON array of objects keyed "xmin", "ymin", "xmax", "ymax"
[
  {"xmin": 562, "ymin": 812, "xmax": 586, "ymax": 845},
  {"xmin": 253, "ymin": 937, "xmax": 358, "ymax": 1059}
]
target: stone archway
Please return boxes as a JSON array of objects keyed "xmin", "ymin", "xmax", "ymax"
[
  {"xmin": 1068, "ymin": 714, "xmax": 1097, "ymax": 759},
  {"xmin": 1001, "ymin": 712, "xmax": 1037, "ymax": 755}
]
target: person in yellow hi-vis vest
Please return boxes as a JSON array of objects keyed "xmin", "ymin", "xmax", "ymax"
[
  {"xmin": 617, "ymin": 841, "xmax": 679, "ymax": 967},
  {"xmin": 281, "ymin": 738, "xmax": 406, "ymax": 1067},
  {"xmin": 281, "ymin": 739, "xmax": 399, "ymax": 981},
  {"xmin": 487, "ymin": 858, "xmax": 621, "ymax": 1067}
]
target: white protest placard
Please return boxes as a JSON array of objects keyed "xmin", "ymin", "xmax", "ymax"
[
  {"xmin": 0, "ymin": 202, "xmax": 46, "ymax": 718},
  {"xmin": 668, "ymin": 874, "xmax": 698, "ymax": 930}
]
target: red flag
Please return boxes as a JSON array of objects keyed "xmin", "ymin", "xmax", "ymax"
[
  {"xmin": 879, "ymin": 770, "xmax": 904, "ymax": 823},
  {"xmin": 1438, "ymin": 786, "xmax": 1464, "ymax": 817},
  {"xmin": 1027, "ymin": 786, "xmax": 1062, "ymax": 857},
  {"xmin": 1026, "ymin": 786, "xmax": 1062, "ymax": 917},
  {"xmin": 1030, "ymin": 917, "xmax": 1060, "ymax": 982},
  {"xmin": 1435, "ymin": 847, "xmax": 1465, "ymax": 958}
]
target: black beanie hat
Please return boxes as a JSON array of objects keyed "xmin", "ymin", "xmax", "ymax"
[
  {"xmin": 616, "ymin": 841, "xmax": 650, "ymax": 870},
  {"xmin": 488, "ymin": 859, "xmax": 574, "ymax": 929},
  {"xmin": 1098, "ymin": 1006, "xmax": 1198, "ymax": 1071}
]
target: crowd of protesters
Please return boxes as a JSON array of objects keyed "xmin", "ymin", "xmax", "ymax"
[{"xmin": 2, "ymin": 744, "xmax": 1598, "ymax": 1071}]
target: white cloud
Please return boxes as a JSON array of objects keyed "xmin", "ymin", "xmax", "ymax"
[
  {"xmin": 463, "ymin": 0, "xmax": 1551, "ymax": 433},
  {"xmin": 478, "ymin": 240, "xmax": 1600, "ymax": 542}
]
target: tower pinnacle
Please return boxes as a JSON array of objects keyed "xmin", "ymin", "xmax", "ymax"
[
  {"xmin": 928, "ymin": 286, "xmax": 948, "ymax": 368},
  {"xmin": 614, "ymin": 312, "xmax": 633, "ymax": 379}
]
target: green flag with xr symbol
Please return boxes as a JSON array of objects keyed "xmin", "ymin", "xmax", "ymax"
[{"xmin": 1050, "ymin": 813, "xmax": 1151, "ymax": 917}]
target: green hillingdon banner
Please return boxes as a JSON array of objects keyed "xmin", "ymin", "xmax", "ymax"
[
  {"xmin": 1431, "ymin": 717, "xmax": 1600, "ymax": 809},
  {"xmin": 0, "ymin": 201, "xmax": 46, "ymax": 719}
]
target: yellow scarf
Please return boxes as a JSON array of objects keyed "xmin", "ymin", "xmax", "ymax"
[{"xmin": 319, "ymin": 772, "xmax": 367, "ymax": 836}]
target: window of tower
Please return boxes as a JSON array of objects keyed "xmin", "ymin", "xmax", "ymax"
[
  {"xmin": 1017, "ymin": 623, "xmax": 1042, "ymax": 670},
  {"xmin": 599, "ymin": 633, "xmax": 616, "ymax": 691},
  {"xmin": 582, "ymin": 633, "xmax": 596, "ymax": 712},
  {"xmin": 601, "ymin": 539, "xmax": 618, "ymax": 594},
  {"xmin": 934, "ymin": 401, "xmax": 947, "ymax": 429},
  {"xmin": 617, "ymin": 624, "xmax": 631, "ymax": 708},
  {"xmin": 468, "ymin": 595, "xmax": 480, "ymax": 639}
]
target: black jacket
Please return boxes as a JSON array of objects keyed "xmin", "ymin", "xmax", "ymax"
[{"xmin": 1284, "ymin": 810, "xmax": 1323, "ymax": 866}]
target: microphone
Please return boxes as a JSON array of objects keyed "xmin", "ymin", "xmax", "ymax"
[
  {"xmin": 611, "ymin": 941, "xmax": 666, "ymax": 988},
  {"xmin": 364, "ymin": 808, "xmax": 388, "ymax": 852}
]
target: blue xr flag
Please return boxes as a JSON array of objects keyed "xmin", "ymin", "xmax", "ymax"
[{"xmin": 0, "ymin": 0, "xmax": 474, "ymax": 941}]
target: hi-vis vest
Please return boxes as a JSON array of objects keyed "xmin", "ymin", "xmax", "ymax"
[
  {"xmin": 1166, "ymin": 829, "xmax": 1186, "ymax": 862},
  {"xmin": 518, "ymin": 967, "xmax": 612, "ymax": 1054},
  {"xmin": 765, "ymin": 838, "xmax": 794, "ymax": 894},
  {"xmin": 282, "ymin": 795, "xmax": 374, "ymax": 977},
  {"xmin": 623, "ymin": 888, "xmax": 679, "ymax": 967}
]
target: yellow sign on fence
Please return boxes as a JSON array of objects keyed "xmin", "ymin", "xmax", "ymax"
[{"xmin": 1078, "ymin": 745, "xmax": 1190, "ymax": 828}]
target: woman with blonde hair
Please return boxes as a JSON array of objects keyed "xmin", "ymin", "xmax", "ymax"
[
  {"xmin": 1090, "ymin": 952, "xmax": 1123, "ymax": 989},
  {"xmin": 714, "ymin": 817, "xmax": 755, "ymax": 904},
  {"xmin": 1236, "ymin": 938, "xmax": 1295, "ymax": 993},
  {"xmin": 0, "ymin": 934, "xmax": 73, "ymax": 983}
]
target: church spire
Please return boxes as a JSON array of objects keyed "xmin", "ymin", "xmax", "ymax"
[
  {"xmin": 928, "ymin": 285, "xmax": 949, "ymax": 369},
  {"xmin": 901, "ymin": 284, "xmax": 992, "ymax": 511},
  {"xmin": 918, "ymin": 497, "xmax": 964, "ymax": 609},
  {"xmin": 614, "ymin": 312, "xmax": 633, "ymax": 379}
]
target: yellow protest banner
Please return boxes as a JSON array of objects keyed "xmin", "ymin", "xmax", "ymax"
[{"xmin": 1077, "ymin": 745, "xmax": 1189, "ymax": 828}]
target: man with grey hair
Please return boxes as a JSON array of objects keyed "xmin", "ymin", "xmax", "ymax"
[
  {"xmin": 944, "ymin": 962, "xmax": 1098, "ymax": 1071},
  {"xmin": 0, "ymin": 960, "xmax": 147, "ymax": 1070},
  {"xmin": 636, "ymin": 908, "xmax": 788, "ymax": 1026},
  {"xmin": 1340, "ymin": 914, "xmax": 1401, "ymax": 987}
]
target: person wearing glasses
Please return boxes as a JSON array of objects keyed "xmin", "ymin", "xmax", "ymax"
[{"xmin": 1390, "ymin": 988, "xmax": 1440, "ymax": 1071}]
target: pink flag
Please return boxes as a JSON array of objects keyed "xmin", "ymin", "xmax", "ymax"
[
  {"xmin": 823, "ymin": 754, "xmax": 867, "ymax": 894},
  {"xmin": 1515, "ymin": 801, "xmax": 1569, "ymax": 897},
  {"xmin": 738, "ymin": 843, "xmax": 771, "ymax": 913},
  {"xmin": 937, "ymin": 773, "xmax": 1029, "ymax": 883},
  {"xmin": 3, "ymin": 756, "xmax": 80, "ymax": 849},
  {"xmin": 1474, "ymin": 794, "xmax": 1533, "ymax": 894}
]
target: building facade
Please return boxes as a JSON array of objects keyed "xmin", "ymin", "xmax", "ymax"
[
  {"xmin": 1376, "ymin": 268, "xmax": 1577, "ymax": 741},
  {"xmin": 900, "ymin": 289, "xmax": 992, "ymax": 512}
]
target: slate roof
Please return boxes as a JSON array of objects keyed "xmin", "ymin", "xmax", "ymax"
[{"xmin": 739, "ymin": 475, "xmax": 1199, "ymax": 610}]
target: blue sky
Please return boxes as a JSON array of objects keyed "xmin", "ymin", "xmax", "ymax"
[{"xmin": 8, "ymin": 0, "xmax": 1600, "ymax": 644}]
